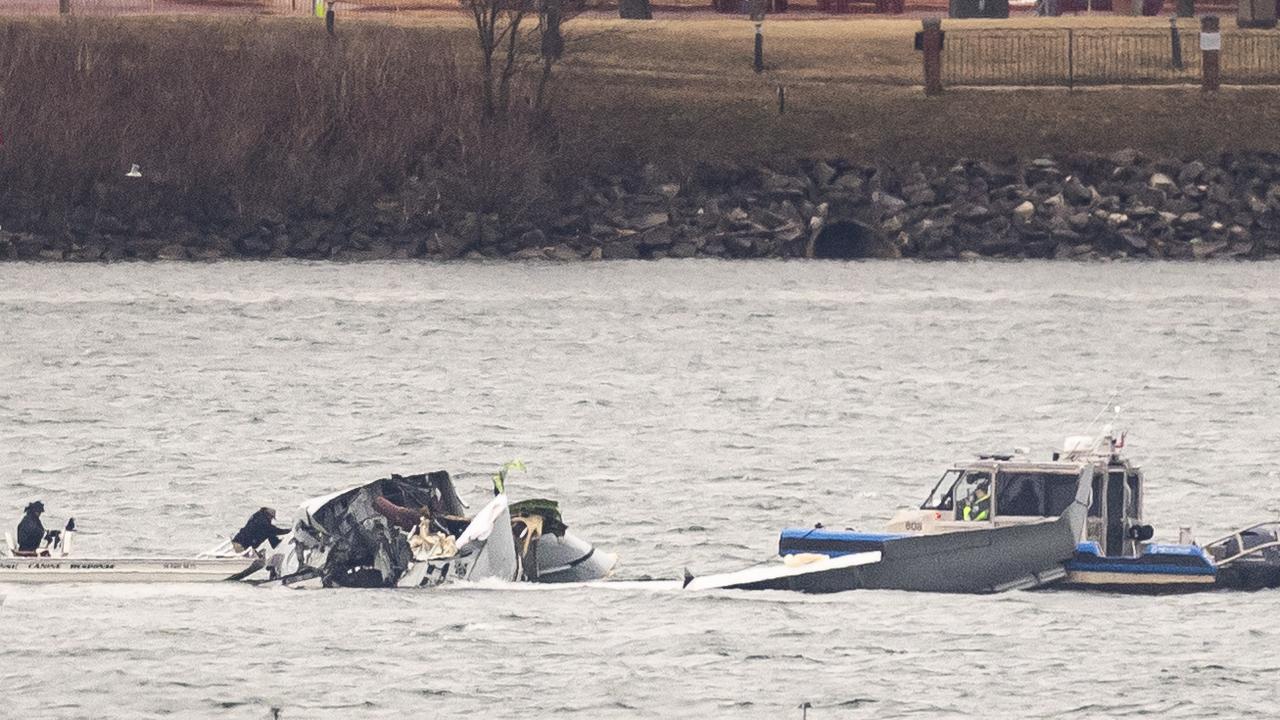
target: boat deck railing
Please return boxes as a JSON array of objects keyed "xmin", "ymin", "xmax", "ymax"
[{"xmin": 1202, "ymin": 521, "xmax": 1280, "ymax": 567}]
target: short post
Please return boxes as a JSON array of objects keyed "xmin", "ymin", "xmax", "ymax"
[
  {"xmin": 59, "ymin": 0, "xmax": 71, "ymax": 14},
  {"xmin": 1170, "ymin": 16, "xmax": 1183, "ymax": 70},
  {"xmin": 777, "ymin": 85, "xmax": 786, "ymax": 113},
  {"xmin": 754, "ymin": 22, "xmax": 764, "ymax": 72},
  {"xmin": 326, "ymin": 0, "xmax": 336, "ymax": 34},
  {"xmin": 922, "ymin": 18, "xmax": 943, "ymax": 96},
  {"xmin": 1200, "ymin": 15, "xmax": 1220, "ymax": 92},
  {"xmin": 749, "ymin": 0, "xmax": 766, "ymax": 73}
]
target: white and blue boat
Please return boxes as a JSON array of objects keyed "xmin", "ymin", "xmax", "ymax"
[{"xmin": 688, "ymin": 428, "xmax": 1280, "ymax": 594}]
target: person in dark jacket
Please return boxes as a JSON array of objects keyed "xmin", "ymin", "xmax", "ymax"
[
  {"xmin": 231, "ymin": 507, "xmax": 289, "ymax": 553},
  {"xmin": 16, "ymin": 501, "xmax": 46, "ymax": 554}
]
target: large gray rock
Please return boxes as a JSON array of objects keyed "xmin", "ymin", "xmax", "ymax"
[
  {"xmin": 1178, "ymin": 160, "xmax": 1207, "ymax": 186},
  {"xmin": 1063, "ymin": 176, "xmax": 1094, "ymax": 206},
  {"xmin": 872, "ymin": 191, "xmax": 907, "ymax": 216},
  {"xmin": 602, "ymin": 239, "xmax": 641, "ymax": 260},
  {"xmin": 428, "ymin": 232, "xmax": 472, "ymax": 259}
]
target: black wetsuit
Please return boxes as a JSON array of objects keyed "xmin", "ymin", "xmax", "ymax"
[
  {"xmin": 231, "ymin": 510, "xmax": 289, "ymax": 550},
  {"xmin": 17, "ymin": 513, "xmax": 44, "ymax": 552}
]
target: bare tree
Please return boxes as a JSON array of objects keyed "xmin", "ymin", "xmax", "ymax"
[{"xmin": 460, "ymin": 0, "xmax": 579, "ymax": 121}]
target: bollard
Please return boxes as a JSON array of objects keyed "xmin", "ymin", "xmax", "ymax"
[
  {"xmin": 59, "ymin": 0, "xmax": 70, "ymax": 14},
  {"xmin": 754, "ymin": 23, "xmax": 764, "ymax": 73},
  {"xmin": 921, "ymin": 18, "xmax": 943, "ymax": 96},
  {"xmin": 326, "ymin": 0, "xmax": 336, "ymax": 34},
  {"xmin": 1200, "ymin": 15, "xmax": 1220, "ymax": 91},
  {"xmin": 777, "ymin": 85, "xmax": 786, "ymax": 113},
  {"xmin": 1170, "ymin": 16, "xmax": 1183, "ymax": 70}
]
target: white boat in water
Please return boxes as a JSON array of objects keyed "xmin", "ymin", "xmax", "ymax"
[{"xmin": 1, "ymin": 525, "xmax": 262, "ymax": 584}]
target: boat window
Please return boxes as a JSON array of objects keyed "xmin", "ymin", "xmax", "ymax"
[
  {"xmin": 1042, "ymin": 474, "xmax": 1080, "ymax": 516},
  {"xmin": 920, "ymin": 469, "xmax": 963, "ymax": 510},
  {"xmin": 994, "ymin": 471, "xmax": 1080, "ymax": 517},
  {"xmin": 1088, "ymin": 472, "xmax": 1103, "ymax": 518},
  {"xmin": 995, "ymin": 473, "xmax": 1044, "ymax": 516},
  {"xmin": 1125, "ymin": 471, "xmax": 1141, "ymax": 521},
  {"xmin": 952, "ymin": 471, "xmax": 993, "ymax": 520}
]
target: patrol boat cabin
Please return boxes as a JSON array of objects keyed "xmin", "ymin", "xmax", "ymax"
[
  {"xmin": 870, "ymin": 430, "xmax": 1219, "ymax": 592},
  {"xmin": 875, "ymin": 429, "xmax": 1280, "ymax": 593}
]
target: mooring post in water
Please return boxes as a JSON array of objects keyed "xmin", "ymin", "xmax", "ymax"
[
  {"xmin": 1200, "ymin": 15, "xmax": 1220, "ymax": 92},
  {"xmin": 1170, "ymin": 16, "xmax": 1183, "ymax": 70},
  {"xmin": 921, "ymin": 18, "xmax": 943, "ymax": 96}
]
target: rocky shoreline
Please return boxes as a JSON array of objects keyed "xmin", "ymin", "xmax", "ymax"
[{"xmin": 3, "ymin": 150, "xmax": 1279, "ymax": 262}]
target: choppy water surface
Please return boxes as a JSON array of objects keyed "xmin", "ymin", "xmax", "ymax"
[{"xmin": 1, "ymin": 261, "xmax": 1278, "ymax": 719}]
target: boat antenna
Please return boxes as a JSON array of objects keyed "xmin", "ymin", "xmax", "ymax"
[{"xmin": 1082, "ymin": 390, "xmax": 1123, "ymax": 434}]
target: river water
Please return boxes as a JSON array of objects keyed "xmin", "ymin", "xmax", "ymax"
[{"xmin": 1, "ymin": 260, "xmax": 1278, "ymax": 718}]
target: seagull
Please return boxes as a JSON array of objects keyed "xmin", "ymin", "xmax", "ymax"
[{"xmin": 126, "ymin": 164, "xmax": 142, "ymax": 178}]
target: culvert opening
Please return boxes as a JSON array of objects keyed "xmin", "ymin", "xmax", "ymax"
[{"xmin": 812, "ymin": 220, "xmax": 881, "ymax": 260}]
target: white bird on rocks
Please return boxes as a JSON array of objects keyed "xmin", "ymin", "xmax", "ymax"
[{"xmin": 126, "ymin": 163, "xmax": 142, "ymax": 178}]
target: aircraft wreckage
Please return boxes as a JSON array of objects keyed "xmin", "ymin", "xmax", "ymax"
[
  {"xmin": 258, "ymin": 466, "xmax": 618, "ymax": 588},
  {"xmin": 2, "ymin": 464, "xmax": 617, "ymax": 588}
]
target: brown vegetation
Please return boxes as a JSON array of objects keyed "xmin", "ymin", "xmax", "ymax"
[
  {"xmin": 1, "ymin": 13, "xmax": 1279, "ymax": 240},
  {"xmin": 0, "ymin": 16, "xmax": 558, "ymax": 232}
]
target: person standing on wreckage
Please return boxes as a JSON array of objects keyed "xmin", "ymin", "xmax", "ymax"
[
  {"xmin": 230, "ymin": 507, "xmax": 290, "ymax": 553},
  {"xmin": 15, "ymin": 501, "xmax": 47, "ymax": 555}
]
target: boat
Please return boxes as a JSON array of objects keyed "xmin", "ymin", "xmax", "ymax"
[
  {"xmin": 685, "ymin": 446, "xmax": 1095, "ymax": 593},
  {"xmin": 686, "ymin": 426, "xmax": 1280, "ymax": 595},
  {"xmin": 1, "ymin": 522, "xmax": 262, "ymax": 584},
  {"xmin": 258, "ymin": 468, "xmax": 618, "ymax": 589},
  {"xmin": 1049, "ymin": 434, "xmax": 1280, "ymax": 593}
]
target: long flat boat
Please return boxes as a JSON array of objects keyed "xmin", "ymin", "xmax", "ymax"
[
  {"xmin": 2, "ymin": 523, "xmax": 263, "ymax": 584},
  {"xmin": 0, "ymin": 555, "xmax": 264, "ymax": 584}
]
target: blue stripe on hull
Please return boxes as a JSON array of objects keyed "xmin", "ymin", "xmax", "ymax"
[{"xmin": 1065, "ymin": 562, "xmax": 1216, "ymax": 576}]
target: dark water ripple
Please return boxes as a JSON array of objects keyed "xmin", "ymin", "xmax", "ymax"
[{"xmin": 2, "ymin": 260, "xmax": 1279, "ymax": 718}]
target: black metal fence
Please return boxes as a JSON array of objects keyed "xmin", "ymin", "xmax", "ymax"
[{"xmin": 943, "ymin": 26, "xmax": 1280, "ymax": 86}]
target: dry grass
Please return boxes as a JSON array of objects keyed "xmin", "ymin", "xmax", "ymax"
[
  {"xmin": 538, "ymin": 14, "xmax": 1280, "ymax": 164},
  {"xmin": 0, "ymin": 15, "xmax": 556, "ymax": 225}
]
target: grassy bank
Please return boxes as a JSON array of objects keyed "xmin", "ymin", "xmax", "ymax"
[{"xmin": 1, "ymin": 13, "xmax": 1278, "ymax": 234}]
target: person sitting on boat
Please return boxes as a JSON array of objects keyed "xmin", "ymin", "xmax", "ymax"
[
  {"xmin": 16, "ymin": 500, "xmax": 46, "ymax": 555},
  {"xmin": 962, "ymin": 480, "xmax": 991, "ymax": 522},
  {"xmin": 231, "ymin": 507, "xmax": 289, "ymax": 553}
]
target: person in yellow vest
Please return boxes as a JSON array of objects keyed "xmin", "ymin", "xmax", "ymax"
[{"xmin": 962, "ymin": 480, "xmax": 991, "ymax": 521}]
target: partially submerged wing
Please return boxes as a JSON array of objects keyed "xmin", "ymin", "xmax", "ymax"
[{"xmin": 684, "ymin": 551, "xmax": 883, "ymax": 592}]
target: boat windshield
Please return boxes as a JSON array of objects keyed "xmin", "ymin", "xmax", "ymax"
[{"xmin": 920, "ymin": 469, "xmax": 963, "ymax": 510}]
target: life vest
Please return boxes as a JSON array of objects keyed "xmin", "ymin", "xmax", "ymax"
[{"xmin": 963, "ymin": 496, "xmax": 990, "ymax": 522}]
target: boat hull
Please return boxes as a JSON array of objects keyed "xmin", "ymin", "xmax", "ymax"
[
  {"xmin": 770, "ymin": 518, "xmax": 1077, "ymax": 593},
  {"xmin": 0, "ymin": 556, "xmax": 262, "ymax": 584},
  {"xmin": 1053, "ymin": 541, "xmax": 1280, "ymax": 593},
  {"xmin": 1052, "ymin": 542, "xmax": 1218, "ymax": 594},
  {"xmin": 747, "ymin": 466, "xmax": 1093, "ymax": 594}
]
